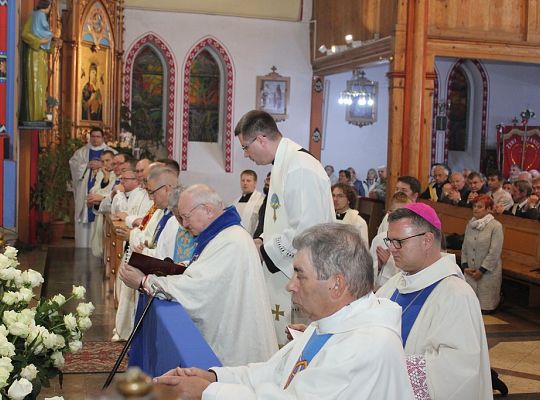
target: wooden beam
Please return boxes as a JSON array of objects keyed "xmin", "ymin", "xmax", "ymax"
[{"xmin": 308, "ymin": 76, "xmax": 324, "ymax": 159}]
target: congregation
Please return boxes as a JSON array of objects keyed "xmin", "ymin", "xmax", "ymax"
[{"xmin": 65, "ymin": 108, "xmax": 540, "ymax": 398}]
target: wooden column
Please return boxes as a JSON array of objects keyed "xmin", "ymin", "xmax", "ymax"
[
  {"xmin": 387, "ymin": 0, "xmax": 432, "ymax": 204},
  {"xmin": 18, "ymin": 129, "xmax": 40, "ymax": 245},
  {"xmin": 308, "ymin": 76, "xmax": 325, "ymax": 159}
]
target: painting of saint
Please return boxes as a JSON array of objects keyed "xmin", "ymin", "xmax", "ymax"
[{"xmin": 82, "ymin": 62, "xmax": 103, "ymax": 121}]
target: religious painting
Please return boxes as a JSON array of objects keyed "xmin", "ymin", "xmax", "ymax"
[
  {"xmin": 188, "ymin": 49, "xmax": 220, "ymax": 142},
  {"xmin": 0, "ymin": 53, "xmax": 6, "ymax": 81},
  {"xmin": 79, "ymin": 45, "xmax": 109, "ymax": 122},
  {"xmin": 82, "ymin": 1, "xmax": 112, "ymax": 49},
  {"xmin": 499, "ymin": 127, "xmax": 540, "ymax": 176},
  {"xmin": 256, "ymin": 67, "xmax": 290, "ymax": 122}
]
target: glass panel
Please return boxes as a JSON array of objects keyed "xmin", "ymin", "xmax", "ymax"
[
  {"xmin": 132, "ymin": 46, "xmax": 164, "ymax": 144},
  {"xmin": 189, "ymin": 49, "xmax": 220, "ymax": 142},
  {"xmin": 448, "ymin": 67, "xmax": 468, "ymax": 151}
]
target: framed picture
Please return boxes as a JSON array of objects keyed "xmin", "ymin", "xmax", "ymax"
[
  {"xmin": 0, "ymin": 53, "xmax": 6, "ymax": 81},
  {"xmin": 78, "ymin": 44, "xmax": 110, "ymax": 125},
  {"xmin": 256, "ymin": 67, "xmax": 290, "ymax": 122}
]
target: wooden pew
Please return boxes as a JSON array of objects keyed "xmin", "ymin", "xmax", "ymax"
[
  {"xmin": 103, "ymin": 214, "xmax": 128, "ymax": 306},
  {"xmin": 424, "ymin": 200, "xmax": 540, "ymax": 306},
  {"xmin": 357, "ymin": 197, "xmax": 385, "ymax": 244}
]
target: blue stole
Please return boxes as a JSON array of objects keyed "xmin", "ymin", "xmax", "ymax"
[
  {"xmin": 189, "ymin": 206, "xmax": 241, "ymax": 264},
  {"xmin": 87, "ymin": 149, "xmax": 103, "ymax": 222},
  {"xmin": 284, "ymin": 331, "xmax": 333, "ymax": 389},
  {"xmin": 390, "ymin": 278, "xmax": 444, "ymax": 346},
  {"xmin": 151, "ymin": 210, "xmax": 173, "ymax": 245}
]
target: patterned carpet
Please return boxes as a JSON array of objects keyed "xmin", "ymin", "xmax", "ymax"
[{"xmin": 63, "ymin": 341, "xmax": 128, "ymax": 374}]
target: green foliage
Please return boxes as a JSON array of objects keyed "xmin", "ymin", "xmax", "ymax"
[
  {"xmin": 31, "ymin": 120, "xmax": 83, "ymax": 221},
  {"xmin": 120, "ymin": 102, "xmax": 164, "ymax": 159}
]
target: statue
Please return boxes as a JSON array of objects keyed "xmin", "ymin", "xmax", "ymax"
[{"xmin": 20, "ymin": 0, "xmax": 57, "ymax": 123}]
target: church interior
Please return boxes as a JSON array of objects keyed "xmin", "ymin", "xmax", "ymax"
[{"xmin": 1, "ymin": 0, "xmax": 540, "ymax": 398}]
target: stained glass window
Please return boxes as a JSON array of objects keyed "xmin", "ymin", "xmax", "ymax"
[
  {"xmin": 189, "ymin": 49, "xmax": 220, "ymax": 142},
  {"xmin": 448, "ymin": 67, "xmax": 469, "ymax": 152},
  {"xmin": 131, "ymin": 45, "xmax": 164, "ymax": 143}
]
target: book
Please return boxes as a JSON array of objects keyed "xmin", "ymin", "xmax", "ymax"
[{"xmin": 128, "ymin": 252, "xmax": 187, "ymax": 276}]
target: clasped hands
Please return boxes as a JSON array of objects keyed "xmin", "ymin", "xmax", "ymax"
[
  {"xmin": 464, "ymin": 268, "xmax": 483, "ymax": 281},
  {"xmin": 153, "ymin": 367, "xmax": 215, "ymax": 400}
]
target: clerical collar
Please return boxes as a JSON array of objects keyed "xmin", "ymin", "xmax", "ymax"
[
  {"xmin": 239, "ymin": 192, "xmax": 253, "ymax": 203},
  {"xmin": 336, "ymin": 212, "xmax": 346, "ymax": 220}
]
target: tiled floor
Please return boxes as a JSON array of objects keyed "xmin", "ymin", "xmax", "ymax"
[{"xmin": 18, "ymin": 241, "xmax": 540, "ymax": 399}]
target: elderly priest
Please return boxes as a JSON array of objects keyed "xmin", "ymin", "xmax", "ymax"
[
  {"xmin": 120, "ymin": 184, "xmax": 278, "ymax": 366},
  {"xmin": 154, "ymin": 223, "xmax": 415, "ymax": 400}
]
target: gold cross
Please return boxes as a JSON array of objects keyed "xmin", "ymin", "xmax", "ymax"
[{"xmin": 272, "ymin": 304, "xmax": 284, "ymax": 321}]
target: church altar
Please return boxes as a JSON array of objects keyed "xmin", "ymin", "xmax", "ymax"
[{"xmin": 129, "ymin": 295, "xmax": 222, "ymax": 377}]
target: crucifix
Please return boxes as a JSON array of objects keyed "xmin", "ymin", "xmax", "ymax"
[{"xmin": 272, "ymin": 304, "xmax": 284, "ymax": 321}]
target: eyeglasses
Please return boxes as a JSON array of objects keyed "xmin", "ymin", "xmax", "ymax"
[
  {"xmin": 179, "ymin": 203, "xmax": 204, "ymax": 221},
  {"xmin": 120, "ymin": 176, "xmax": 137, "ymax": 181},
  {"xmin": 241, "ymin": 135, "xmax": 263, "ymax": 151},
  {"xmin": 147, "ymin": 184, "xmax": 167, "ymax": 196},
  {"xmin": 383, "ymin": 232, "xmax": 427, "ymax": 249}
]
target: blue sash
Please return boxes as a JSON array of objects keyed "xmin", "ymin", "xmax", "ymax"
[
  {"xmin": 390, "ymin": 278, "xmax": 444, "ymax": 346},
  {"xmin": 284, "ymin": 331, "xmax": 333, "ymax": 389},
  {"xmin": 152, "ymin": 210, "xmax": 173, "ymax": 245}
]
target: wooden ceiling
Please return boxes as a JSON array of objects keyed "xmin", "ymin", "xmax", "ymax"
[{"xmin": 123, "ymin": 0, "xmax": 303, "ymax": 21}]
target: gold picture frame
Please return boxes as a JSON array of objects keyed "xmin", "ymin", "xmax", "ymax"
[
  {"xmin": 78, "ymin": 44, "xmax": 110, "ymax": 125},
  {"xmin": 256, "ymin": 67, "xmax": 290, "ymax": 122}
]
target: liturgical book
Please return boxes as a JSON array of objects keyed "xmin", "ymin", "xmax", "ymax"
[{"xmin": 128, "ymin": 252, "xmax": 187, "ymax": 276}]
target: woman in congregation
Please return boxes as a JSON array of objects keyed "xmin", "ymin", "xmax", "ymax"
[
  {"xmin": 362, "ymin": 168, "xmax": 378, "ymax": 195},
  {"xmin": 461, "ymin": 194, "xmax": 504, "ymax": 313},
  {"xmin": 332, "ymin": 183, "xmax": 368, "ymax": 247}
]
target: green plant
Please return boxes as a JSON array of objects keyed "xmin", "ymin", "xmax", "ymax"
[
  {"xmin": 46, "ymin": 96, "xmax": 59, "ymax": 110},
  {"xmin": 31, "ymin": 120, "xmax": 83, "ymax": 221}
]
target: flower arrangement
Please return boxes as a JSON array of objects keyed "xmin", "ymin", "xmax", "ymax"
[
  {"xmin": 0, "ymin": 246, "xmax": 94, "ymax": 400},
  {"xmin": 106, "ymin": 130, "xmax": 135, "ymax": 156}
]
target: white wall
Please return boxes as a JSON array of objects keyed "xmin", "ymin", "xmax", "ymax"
[
  {"xmin": 321, "ymin": 63, "xmax": 390, "ymax": 182},
  {"xmin": 124, "ymin": 5, "xmax": 312, "ymax": 203}
]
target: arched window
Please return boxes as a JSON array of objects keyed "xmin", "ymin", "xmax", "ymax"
[
  {"xmin": 447, "ymin": 66, "xmax": 469, "ymax": 151},
  {"xmin": 131, "ymin": 45, "xmax": 165, "ymax": 145},
  {"xmin": 189, "ymin": 49, "xmax": 220, "ymax": 142}
]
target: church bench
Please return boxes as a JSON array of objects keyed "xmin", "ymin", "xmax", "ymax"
[
  {"xmin": 357, "ymin": 197, "xmax": 385, "ymax": 244},
  {"xmin": 103, "ymin": 214, "xmax": 127, "ymax": 307},
  {"xmin": 423, "ymin": 201, "xmax": 540, "ymax": 306}
]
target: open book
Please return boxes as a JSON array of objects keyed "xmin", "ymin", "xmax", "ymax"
[{"xmin": 128, "ymin": 252, "xmax": 187, "ymax": 276}]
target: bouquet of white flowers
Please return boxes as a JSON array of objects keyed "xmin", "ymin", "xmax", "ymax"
[{"xmin": 0, "ymin": 246, "xmax": 94, "ymax": 400}]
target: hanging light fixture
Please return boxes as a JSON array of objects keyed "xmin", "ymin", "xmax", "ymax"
[{"xmin": 338, "ymin": 69, "xmax": 377, "ymax": 108}]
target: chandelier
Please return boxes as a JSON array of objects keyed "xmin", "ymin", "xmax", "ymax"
[{"xmin": 338, "ymin": 69, "xmax": 376, "ymax": 107}]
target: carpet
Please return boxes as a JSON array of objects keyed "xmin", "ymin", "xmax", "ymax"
[{"xmin": 63, "ymin": 341, "xmax": 128, "ymax": 374}]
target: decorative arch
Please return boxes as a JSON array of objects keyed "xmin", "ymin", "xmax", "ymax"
[
  {"xmin": 445, "ymin": 59, "xmax": 489, "ymax": 170},
  {"xmin": 124, "ymin": 33, "xmax": 176, "ymax": 157},
  {"xmin": 181, "ymin": 36, "xmax": 234, "ymax": 172}
]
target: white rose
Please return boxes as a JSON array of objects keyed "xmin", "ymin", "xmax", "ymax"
[
  {"xmin": 3, "ymin": 246, "xmax": 18, "ymax": 260},
  {"xmin": 21, "ymin": 270, "xmax": 43, "ymax": 288},
  {"xmin": 0, "ymin": 254, "xmax": 11, "ymax": 269},
  {"xmin": 72, "ymin": 285, "xmax": 86, "ymax": 300},
  {"xmin": 76, "ymin": 302, "xmax": 95, "ymax": 318},
  {"xmin": 19, "ymin": 309, "xmax": 36, "ymax": 324},
  {"xmin": 17, "ymin": 288, "xmax": 34, "ymax": 303},
  {"xmin": 54, "ymin": 334, "xmax": 66, "ymax": 350},
  {"xmin": 51, "ymin": 294, "xmax": 65, "ymax": 306},
  {"xmin": 0, "ymin": 267, "xmax": 21, "ymax": 281},
  {"xmin": 7, "ymin": 378, "xmax": 33, "ymax": 400},
  {"xmin": 2, "ymin": 291, "xmax": 18, "ymax": 306},
  {"xmin": 51, "ymin": 351, "xmax": 65, "ymax": 368},
  {"xmin": 20, "ymin": 364, "xmax": 38, "ymax": 381},
  {"xmin": 0, "ymin": 356, "xmax": 13, "ymax": 372},
  {"xmin": 63, "ymin": 314, "xmax": 77, "ymax": 331},
  {"xmin": 0, "ymin": 324, "xmax": 8, "ymax": 336},
  {"xmin": 42, "ymin": 330, "xmax": 57, "ymax": 350},
  {"xmin": 0, "ymin": 335, "xmax": 15, "ymax": 357},
  {"xmin": 77, "ymin": 316, "xmax": 92, "ymax": 331},
  {"xmin": 2, "ymin": 310, "xmax": 17, "ymax": 326},
  {"xmin": 68, "ymin": 340, "xmax": 82, "ymax": 353}
]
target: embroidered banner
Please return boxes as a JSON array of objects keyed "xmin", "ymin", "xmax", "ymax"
[{"xmin": 499, "ymin": 127, "xmax": 540, "ymax": 177}]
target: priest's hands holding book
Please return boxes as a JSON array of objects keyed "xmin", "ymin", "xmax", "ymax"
[
  {"xmin": 153, "ymin": 367, "xmax": 216, "ymax": 399},
  {"xmin": 119, "ymin": 262, "xmax": 145, "ymax": 290}
]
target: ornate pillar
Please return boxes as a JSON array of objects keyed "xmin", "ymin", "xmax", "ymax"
[{"xmin": 308, "ymin": 76, "xmax": 325, "ymax": 159}]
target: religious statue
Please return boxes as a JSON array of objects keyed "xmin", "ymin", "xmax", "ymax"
[{"xmin": 20, "ymin": 0, "xmax": 58, "ymax": 123}]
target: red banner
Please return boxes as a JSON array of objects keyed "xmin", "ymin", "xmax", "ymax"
[{"xmin": 500, "ymin": 127, "xmax": 540, "ymax": 177}]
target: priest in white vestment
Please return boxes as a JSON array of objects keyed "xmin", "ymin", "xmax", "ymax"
[
  {"xmin": 235, "ymin": 110, "xmax": 335, "ymax": 345},
  {"xmin": 69, "ymin": 127, "xmax": 115, "ymax": 248},
  {"xmin": 114, "ymin": 167, "xmax": 178, "ymax": 340},
  {"xmin": 376, "ymin": 203, "xmax": 492, "ymax": 399},
  {"xmin": 154, "ymin": 223, "xmax": 415, "ymax": 400},
  {"xmin": 110, "ymin": 164, "xmax": 152, "ymax": 220},
  {"xmin": 120, "ymin": 184, "xmax": 278, "ymax": 366},
  {"xmin": 332, "ymin": 183, "xmax": 368, "ymax": 247},
  {"xmin": 232, "ymin": 169, "xmax": 265, "ymax": 235}
]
